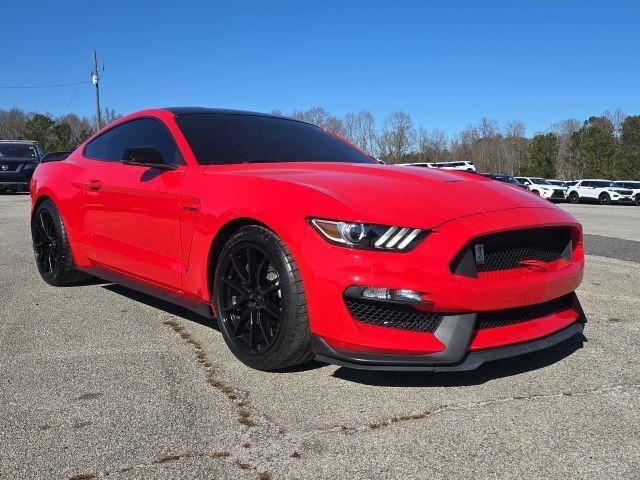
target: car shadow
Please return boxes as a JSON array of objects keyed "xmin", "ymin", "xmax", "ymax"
[
  {"xmin": 101, "ymin": 283, "xmax": 221, "ymax": 329},
  {"xmin": 99, "ymin": 282, "xmax": 328, "ymax": 373},
  {"xmin": 331, "ymin": 333, "xmax": 586, "ymax": 387}
]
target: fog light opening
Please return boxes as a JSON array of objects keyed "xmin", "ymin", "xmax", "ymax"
[{"xmin": 359, "ymin": 286, "xmax": 423, "ymax": 304}]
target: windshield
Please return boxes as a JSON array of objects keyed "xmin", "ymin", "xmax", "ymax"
[
  {"xmin": 594, "ymin": 181, "xmax": 623, "ymax": 188},
  {"xmin": 493, "ymin": 175, "xmax": 520, "ymax": 184},
  {"xmin": 0, "ymin": 143, "xmax": 37, "ymax": 158},
  {"xmin": 175, "ymin": 113, "xmax": 374, "ymax": 165},
  {"xmin": 530, "ymin": 178, "xmax": 551, "ymax": 185},
  {"xmin": 619, "ymin": 182, "xmax": 640, "ymax": 189}
]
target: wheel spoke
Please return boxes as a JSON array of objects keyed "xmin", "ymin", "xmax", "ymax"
[
  {"xmin": 248, "ymin": 310, "xmax": 256, "ymax": 351},
  {"xmin": 246, "ymin": 247, "xmax": 256, "ymax": 287},
  {"xmin": 230, "ymin": 254, "xmax": 249, "ymax": 285},
  {"xmin": 223, "ymin": 277, "xmax": 245, "ymax": 295},
  {"xmin": 261, "ymin": 281, "xmax": 280, "ymax": 296},
  {"xmin": 260, "ymin": 303, "xmax": 281, "ymax": 320},
  {"xmin": 256, "ymin": 310, "xmax": 273, "ymax": 341},
  {"xmin": 47, "ymin": 249, "xmax": 54, "ymax": 272},
  {"xmin": 219, "ymin": 296, "xmax": 250, "ymax": 312},
  {"xmin": 231, "ymin": 309, "xmax": 251, "ymax": 337}
]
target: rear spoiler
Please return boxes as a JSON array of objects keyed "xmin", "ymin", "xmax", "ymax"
[{"xmin": 40, "ymin": 151, "xmax": 72, "ymax": 163}]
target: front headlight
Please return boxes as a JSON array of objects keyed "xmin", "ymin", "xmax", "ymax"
[{"xmin": 309, "ymin": 218, "xmax": 429, "ymax": 251}]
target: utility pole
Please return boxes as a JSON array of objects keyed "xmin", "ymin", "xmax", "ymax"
[{"xmin": 92, "ymin": 50, "xmax": 102, "ymax": 130}]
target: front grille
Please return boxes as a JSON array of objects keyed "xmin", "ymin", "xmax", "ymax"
[
  {"xmin": 476, "ymin": 295, "xmax": 573, "ymax": 330},
  {"xmin": 551, "ymin": 189, "xmax": 565, "ymax": 198},
  {"xmin": 617, "ymin": 189, "xmax": 633, "ymax": 195},
  {"xmin": 451, "ymin": 227, "xmax": 572, "ymax": 277},
  {"xmin": 345, "ymin": 299, "xmax": 443, "ymax": 332},
  {"xmin": 0, "ymin": 162, "xmax": 21, "ymax": 172}
]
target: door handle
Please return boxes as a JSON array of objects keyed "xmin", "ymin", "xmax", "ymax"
[{"xmin": 85, "ymin": 180, "xmax": 102, "ymax": 191}]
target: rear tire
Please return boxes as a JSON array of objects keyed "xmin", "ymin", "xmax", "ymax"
[
  {"xmin": 31, "ymin": 199, "xmax": 93, "ymax": 286},
  {"xmin": 568, "ymin": 192, "xmax": 580, "ymax": 204},
  {"xmin": 213, "ymin": 226, "xmax": 312, "ymax": 371},
  {"xmin": 599, "ymin": 193, "xmax": 611, "ymax": 205}
]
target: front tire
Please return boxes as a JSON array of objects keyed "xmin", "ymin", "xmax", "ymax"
[
  {"xmin": 599, "ymin": 193, "xmax": 611, "ymax": 205},
  {"xmin": 213, "ymin": 226, "xmax": 312, "ymax": 371},
  {"xmin": 568, "ymin": 192, "xmax": 580, "ymax": 204},
  {"xmin": 31, "ymin": 199, "xmax": 92, "ymax": 286}
]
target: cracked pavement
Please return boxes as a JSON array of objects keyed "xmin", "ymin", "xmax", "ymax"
[{"xmin": 1, "ymin": 195, "xmax": 639, "ymax": 479}]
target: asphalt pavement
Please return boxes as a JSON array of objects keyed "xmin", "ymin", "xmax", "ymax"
[{"xmin": 1, "ymin": 195, "xmax": 639, "ymax": 479}]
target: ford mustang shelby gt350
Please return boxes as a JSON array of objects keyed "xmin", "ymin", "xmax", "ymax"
[{"xmin": 30, "ymin": 108, "xmax": 585, "ymax": 371}]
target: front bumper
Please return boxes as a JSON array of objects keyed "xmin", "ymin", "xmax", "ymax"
[
  {"xmin": 300, "ymin": 207, "xmax": 584, "ymax": 356},
  {"xmin": 0, "ymin": 169, "xmax": 34, "ymax": 189},
  {"xmin": 312, "ymin": 294, "xmax": 585, "ymax": 371},
  {"xmin": 611, "ymin": 195, "xmax": 635, "ymax": 204}
]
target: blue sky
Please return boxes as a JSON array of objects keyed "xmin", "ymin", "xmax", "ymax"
[{"xmin": 2, "ymin": 0, "xmax": 639, "ymax": 136}]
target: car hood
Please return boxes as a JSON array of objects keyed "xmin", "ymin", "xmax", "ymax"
[{"xmin": 206, "ymin": 162, "xmax": 559, "ymax": 228}]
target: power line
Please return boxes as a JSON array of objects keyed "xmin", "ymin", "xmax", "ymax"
[{"xmin": 0, "ymin": 81, "xmax": 91, "ymax": 89}]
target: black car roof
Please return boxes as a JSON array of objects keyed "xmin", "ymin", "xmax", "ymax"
[{"xmin": 163, "ymin": 107, "xmax": 308, "ymax": 124}]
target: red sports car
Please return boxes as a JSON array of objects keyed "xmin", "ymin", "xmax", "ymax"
[{"xmin": 30, "ymin": 108, "xmax": 585, "ymax": 371}]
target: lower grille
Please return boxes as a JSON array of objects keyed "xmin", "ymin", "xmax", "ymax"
[
  {"xmin": 551, "ymin": 189, "xmax": 565, "ymax": 199},
  {"xmin": 476, "ymin": 295, "xmax": 573, "ymax": 330},
  {"xmin": 345, "ymin": 299, "xmax": 443, "ymax": 332}
]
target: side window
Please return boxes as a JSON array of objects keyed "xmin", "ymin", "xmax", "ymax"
[
  {"xmin": 84, "ymin": 118, "xmax": 181, "ymax": 164},
  {"xmin": 84, "ymin": 129, "xmax": 113, "ymax": 160}
]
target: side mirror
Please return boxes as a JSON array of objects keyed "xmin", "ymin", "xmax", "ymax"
[{"xmin": 121, "ymin": 147, "xmax": 177, "ymax": 170}]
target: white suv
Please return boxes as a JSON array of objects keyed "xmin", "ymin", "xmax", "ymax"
[
  {"xmin": 402, "ymin": 161, "xmax": 477, "ymax": 172},
  {"xmin": 615, "ymin": 181, "xmax": 640, "ymax": 205},
  {"xmin": 566, "ymin": 179, "xmax": 636, "ymax": 205},
  {"xmin": 514, "ymin": 177, "xmax": 566, "ymax": 201},
  {"xmin": 429, "ymin": 161, "xmax": 477, "ymax": 172}
]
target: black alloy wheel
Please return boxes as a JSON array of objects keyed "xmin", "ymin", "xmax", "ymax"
[
  {"xmin": 33, "ymin": 208, "xmax": 58, "ymax": 275},
  {"xmin": 31, "ymin": 199, "xmax": 92, "ymax": 286},
  {"xmin": 214, "ymin": 226, "xmax": 312, "ymax": 370},
  {"xmin": 599, "ymin": 193, "xmax": 611, "ymax": 205},
  {"xmin": 218, "ymin": 244, "xmax": 282, "ymax": 355}
]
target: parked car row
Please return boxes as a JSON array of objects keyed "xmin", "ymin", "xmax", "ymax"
[{"xmin": 403, "ymin": 162, "xmax": 639, "ymax": 206}]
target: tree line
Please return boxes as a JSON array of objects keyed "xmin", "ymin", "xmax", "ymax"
[
  {"xmin": 2, "ymin": 106, "xmax": 638, "ymax": 180},
  {"xmin": 280, "ymin": 107, "xmax": 640, "ymax": 180}
]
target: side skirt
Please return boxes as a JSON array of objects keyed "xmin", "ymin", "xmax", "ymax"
[{"xmin": 80, "ymin": 265, "xmax": 215, "ymax": 319}]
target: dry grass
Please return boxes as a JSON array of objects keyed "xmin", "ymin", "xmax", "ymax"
[
  {"xmin": 209, "ymin": 450, "xmax": 231, "ymax": 458},
  {"xmin": 151, "ymin": 452, "xmax": 191, "ymax": 464},
  {"xmin": 234, "ymin": 459, "xmax": 253, "ymax": 470}
]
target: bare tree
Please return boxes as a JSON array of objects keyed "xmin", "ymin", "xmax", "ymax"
[
  {"xmin": 377, "ymin": 111, "xmax": 415, "ymax": 164},
  {"xmin": 602, "ymin": 108, "xmax": 626, "ymax": 137},
  {"xmin": 502, "ymin": 120, "xmax": 527, "ymax": 174},
  {"xmin": 343, "ymin": 109, "xmax": 377, "ymax": 155},
  {"xmin": 417, "ymin": 127, "xmax": 447, "ymax": 162},
  {"xmin": 0, "ymin": 107, "xmax": 28, "ymax": 139},
  {"xmin": 291, "ymin": 107, "xmax": 345, "ymax": 137},
  {"xmin": 550, "ymin": 118, "xmax": 581, "ymax": 178}
]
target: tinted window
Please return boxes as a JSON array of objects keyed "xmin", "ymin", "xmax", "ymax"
[
  {"xmin": 175, "ymin": 113, "xmax": 373, "ymax": 165},
  {"xmin": 0, "ymin": 143, "xmax": 37, "ymax": 158},
  {"xmin": 84, "ymin": 118, "xmax": 180, "ymax": 164}
]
